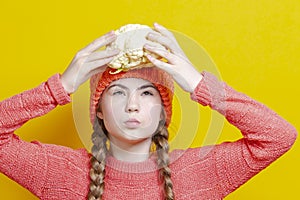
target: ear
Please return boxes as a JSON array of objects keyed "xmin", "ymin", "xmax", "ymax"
[{"xmin": 97, "ymin": 111, "xmax": 103, "ymax": 119}]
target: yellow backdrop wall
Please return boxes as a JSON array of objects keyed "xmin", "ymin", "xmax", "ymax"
[{"xmin": 0, "ymin": 0, "xmax": 299, "ymax": 199}]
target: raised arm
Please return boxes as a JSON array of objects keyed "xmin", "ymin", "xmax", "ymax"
[
  {"xmin": 0, "ymin": 74, "xmax": 70, "ymax": 134},
  {"xmin": 0, "ymin": 31, "xmax": 119, "ymax": 199},
  {"xmin": 190, "ymin": 71, "xmax": 297, "ymax": 196},
  {"xmin": 0, "ymin": 74, "xmax": 71, "ymax": 197},
  {"xmin": 144, "ymin": 23, "xmax": 297, "ymax": 198}
]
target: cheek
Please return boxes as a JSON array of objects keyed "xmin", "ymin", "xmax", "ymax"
[
  {"xmin": 102, "ymin": 96, "xmax": 124, "ymax": 115},
  {"xmin": 142, "ymin": 103, "xmax": 162, "ymax": 125},
  {"xmin": 100, "ymin": 99, "xmax": 121, "ymax": 126},
  {"xmin": 101, "ymin": 105, "xmax": 123, "ymax": 135},
  {"xmin": 149, "ymin": 104, "xmax": 162, "ymax": 117},
  {"xmin": 103, "ymin": 104, "xmax": 121, "ymax": 122}
]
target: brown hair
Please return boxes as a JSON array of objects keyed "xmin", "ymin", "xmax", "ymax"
[
  {"xmin": 88, "ymin": 117, "xmax": 108, "ymax": 200},
  {"xmin": 88, "ymin": 113, "xmax": 175, "ymax": 199}
]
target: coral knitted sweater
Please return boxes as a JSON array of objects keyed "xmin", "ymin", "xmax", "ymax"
[{"xmin": 0, "ymin": 72, "xmax": 297, "ymax": 200}]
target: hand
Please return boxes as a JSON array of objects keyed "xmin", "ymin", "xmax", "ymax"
[
  {"xmin": 144, "ymin": 23, "xmax": 203, "ymax": 93},
  {"xmin": 61, "ymin": 31, "xmax": 120, "ymax": 94}
]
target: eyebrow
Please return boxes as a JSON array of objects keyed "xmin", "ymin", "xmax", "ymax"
[
  {"xmin": 137, "ymin": 84, "xmax": 157, "ymax": 91},
  {"xmin": 106, "ymin": 84, "xmax": 157, "ymax": 91},
  {"xmin": 106, "ymin": 84, "xmax": 127, "ymax": 91}
]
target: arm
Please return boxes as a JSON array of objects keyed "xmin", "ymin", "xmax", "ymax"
[
  {"xmin": 0, "ymin": 74, "xmax": 70, "ymax": 134},
  {"xmin": 144, "ymin": 23, "xmax": 297, "ymax": 163},
  {"xmin": 190, "ymin": 71, "xmax": 297, "ymax": 197},
  {"xmin": 0, "ymin": 74, "xmax": 71, "ymax": 197},
  {"xmin": 0, "ymin": 31, "xmax": 119, "ymax": 199},
  {"xmin": 145, "ymin": 23, "xmax": 297, "ymax": 198}
]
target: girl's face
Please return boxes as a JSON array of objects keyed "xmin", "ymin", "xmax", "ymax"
[{"xmin": 97, "ymin": 78, "xmax": 163, "ymax": 145}]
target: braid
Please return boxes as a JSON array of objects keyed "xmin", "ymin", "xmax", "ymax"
[
  {"xmin": 152, "ymin": 119, "xmax": 175, "ymax": 200},
  {"xmin": 88, "ymin": 118, "xmax": 108, "ymax": 200}
]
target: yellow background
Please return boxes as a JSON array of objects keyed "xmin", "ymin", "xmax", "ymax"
[{"xmin": 0, "ymin": 0, "xmax": 299, "ymax": 199}]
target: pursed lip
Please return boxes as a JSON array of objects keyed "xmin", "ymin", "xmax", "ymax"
[{"xmin": 124, "ymin": 118, "xmax": 141, "ymax": 128}]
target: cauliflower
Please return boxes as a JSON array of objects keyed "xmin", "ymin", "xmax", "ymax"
[{"xmin": 106, "ymin": 24, "xmax": 164, "ymax": 74}]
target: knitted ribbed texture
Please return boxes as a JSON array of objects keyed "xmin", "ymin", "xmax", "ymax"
[
  {"xmin": 89, "ymin": 66, "xmax": 174, "ymax": 126},
  {"xmin": 0, "ymin": 72, "xmax": 297, "ymax": 199},
  {"xmin": 47, "ymin": 74, "xmax": 71, "ymax": 105}
]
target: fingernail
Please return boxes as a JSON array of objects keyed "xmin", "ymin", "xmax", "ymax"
[
  {"xmin": 144, "ymin": 44, "xmax": 152, "ymax": 49},
  {"xmin": 106, "ymin": 48, "xmax": 118, "ymax": 54},
  {"xmin": 110, "ymin": 49, "xmax": 120, "ymax": 53},
  {"xmin": 146, "ymin": 54, "xmax": 153, "ymax": 60},
  {"xmin": 154, "ymin": 22, "xmax": 163, "ymax": 29},
  {"xmin": 147, "ymin": 33, "xmax": 153, "ymax": 38},
  {"xmin": 107, "ymin": 31, "xmax": 116, "ymax": 36}
]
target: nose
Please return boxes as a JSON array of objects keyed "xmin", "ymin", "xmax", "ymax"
[{"xmin": 125, "ymin": 93, "xmax": 139, "ymax": 113}]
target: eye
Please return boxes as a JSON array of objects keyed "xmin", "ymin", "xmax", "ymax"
[
  {"xmin": 113, "ymin": 90, "xmax": 125, "ymax": 95},
  {"xmin": 142, "ymin": 90, "xmax": 153, "ymax": 96}
]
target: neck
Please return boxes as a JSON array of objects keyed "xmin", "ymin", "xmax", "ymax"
[{"xmin": 108, "ymin": 137, "xmax": 152, "ymax": 162}]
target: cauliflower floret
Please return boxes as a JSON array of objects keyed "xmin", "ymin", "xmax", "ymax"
[{"xmin": 106, "ymin": 24, "xmax": 164, "ymax": 74}]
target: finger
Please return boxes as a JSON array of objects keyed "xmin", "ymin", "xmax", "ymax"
[
  {"xmin": 87, "ymin": 65, "xmax": 109, "ymax": 78},
  {"xmin": 144, "ymin": 44, "xmax": 177, "ymax": 64},
  {"xmin": 147, "ymin": 29, "xmax": 185, "ymax": 57},
  {"xmin": 147, "ymin": 33, "xmax": 176, "ymax": 52},
  {"xmin": 85, "ymin": 57, "xmax": 115, "ymax": 71},
  {"xmin": 153, "ymin": 23, "xmax": 176, "ymax": 41},
  {"xmin": 85, "ymin": 49, "xmax": 120, "ymax": 62},
  {"xmin": 146, "ymin": 54, "xmax": 173, "ymax": 72},
  {"xmin": 83, "ymin": 31, "xmax": 117, "ymax": 53}
]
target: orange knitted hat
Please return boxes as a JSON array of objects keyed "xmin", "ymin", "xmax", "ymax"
[{"xmin": 89, "ymin": 65, "xmax": 174, "ymax": 127}]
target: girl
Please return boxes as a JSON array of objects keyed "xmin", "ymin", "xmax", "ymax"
[{"xmin": 0, "ymin": 23, "xmax": 297, "ymax": 200}]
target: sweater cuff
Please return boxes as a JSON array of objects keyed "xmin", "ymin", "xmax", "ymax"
[
  {"xmin": 190, "ymin": 71, "xmax": 226, "ymax": 109},
  {"xmin": 47, "ymin": 74, "xmax": 71, "ymax": 105}
]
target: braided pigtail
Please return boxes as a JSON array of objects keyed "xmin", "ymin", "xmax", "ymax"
[
  {"xmin": 152, "ymin": 119, "xmax": 175, "ymax": 200},
  {"xmin": 88, "ymin": 118, "xmax": 108, "ymax": 200}
]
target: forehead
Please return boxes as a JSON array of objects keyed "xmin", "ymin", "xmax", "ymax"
[{"xmin": 108, "ymin": 78, "xmax": 154, "ymax": 87}]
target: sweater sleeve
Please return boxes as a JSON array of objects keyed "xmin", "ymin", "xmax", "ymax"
[
  {"xmin": 189, "ymin": 71, "xmax": 297, "ymax": 198},
  {"xmin": 0, "ymin": 74, "xmax": 79, "ymax": 198},
  {"xmin": 0, "ymin": 74, "xmax": 70, "ymax": 134}
]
